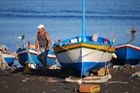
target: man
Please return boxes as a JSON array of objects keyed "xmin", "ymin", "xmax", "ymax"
[{"xmin": 35, "ymin": 24, "xmax": 51, "ymax": 68}]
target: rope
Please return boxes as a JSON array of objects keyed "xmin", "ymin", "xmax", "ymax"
[{"xmin": 103, "ymin": 46, "xmax": 112, "ymax": 76}]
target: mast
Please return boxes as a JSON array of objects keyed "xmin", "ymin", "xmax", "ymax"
[
  {"xmin": 82, "ymin": 0, "xmax": 86, "ymax": 42},
  {"xmin": 81, "ymin": 0, "xmax": 86, "ymax": 78}
]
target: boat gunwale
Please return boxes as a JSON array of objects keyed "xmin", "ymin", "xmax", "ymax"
[
  {"xmin": 54, "ymin": 43, "xmax": 115, "ymax": 54},
  {"xmin": 17, "ymin": 49, "xmax": 56, "ymax": 59},
  {"xmin": 115, "ymin": 44, "xmax": 140, "ymax": 51}
]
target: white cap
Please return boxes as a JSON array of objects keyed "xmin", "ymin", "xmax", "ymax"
[{"xmin": 37, "ymin": 24, "xmax": 45, "ymax": 29}]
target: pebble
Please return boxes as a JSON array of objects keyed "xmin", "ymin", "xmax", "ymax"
[
  {"xmin": 39, "ymin": 77, "xmax": 43, "ymax": 80},
  {"xmin": 25, "ymin": 77, "xmax": 29, "ymax": 80},
  {"xmin": 22, "ymin": 79, "xmax": 27, "ymax": 83},
  {"xmin": 42, "ymin": 91, "xmax": 46, "ymax": 93},
  {"xmin": 4, "ymin": 85, "xmax": 8, "ymax": 88},
  {"xmin": 52, "ymin": 89, "xmax": 57, "ymax": 92},
  {"xmin": 125, "ymin": 91, "xmax": 128, "ymax": 93}
]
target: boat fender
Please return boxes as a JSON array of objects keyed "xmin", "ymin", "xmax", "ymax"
[
  {"xmin": 112, "ymin": 53, "xmax": 117, "ymax": 59},
  {"xmin": 92, "ymin": 34, "xmax": 98, "ymax": 42},
  {"xmin": 28, "ymin": 63, "xmax": 36, "ymax": 69},
  {"xmin": 104, "ymin": 38, "xmax": 108, "ymax": 44},
  {"xmin": 58, "ymin": 39, "xmax": 61, "ymax": 43}
]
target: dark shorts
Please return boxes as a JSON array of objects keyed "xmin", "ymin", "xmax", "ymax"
[{"xmin": 37, "ymin": 50, "xmax": 49, "ymax": 67}]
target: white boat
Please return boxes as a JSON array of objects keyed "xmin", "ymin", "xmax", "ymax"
[
  {"xmin": 16, "ymin": 45, "xmax": 57, "ymax": 69},
  {"xmin": 0, "ymin": 44, "xmax": 16, "ymax": 66},
  {"xmin": 16, "ymin": 35, "xmax": 59, "ymax": 69},
  {"xmin": 1, "ymin": 53, "xmax": 16, "ymax": 66},
  {"xmin": 53, "ymin": 0, "xmax": 115, "ymax": 76}
]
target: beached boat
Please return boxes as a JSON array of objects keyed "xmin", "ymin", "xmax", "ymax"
[
  {"xmin": 16, "ymin": 35, "xmax": 58, "ymax": 69},
  {"xmin": 53, "ymin": 36, "xmax": 115, "ymax": 76},
  {"xmin": 114, "ymin": 44, "xmax": 140, "ymax": 65},
  {"xmin": 53, "ymin": 0, "xmax": 115, "ymax": 76},
  {"xmin": 16, "ymin": 48, "xmax": 57, "ymax": 69},
  {"xmin": 0, "ymin": 53, "xmax": 16, "ymax": 66},
  {"xmin": 0, "ymin": 45, "xmax": 16, "ymax": 66},
  {"xmin": 114, "ymin": 27, "xmax": 140, "ymax": 65}
]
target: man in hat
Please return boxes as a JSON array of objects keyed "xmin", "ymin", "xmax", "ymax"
[{"xmin": 35, "ymin": 24, "xmax": 51, "ymax": 68}]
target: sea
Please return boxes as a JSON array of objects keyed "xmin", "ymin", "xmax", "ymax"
[{"xmin": 0, "ymin": 0, "xmax": 140, "ymax": 52}]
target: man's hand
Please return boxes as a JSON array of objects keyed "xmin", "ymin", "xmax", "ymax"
[
  {"xmin": 35, "ymin": 48, "xmax": 39, "ymax": 52},
  {"xmin": 46, "ymin": 47, "xmax": 49, "ymax": 51}
]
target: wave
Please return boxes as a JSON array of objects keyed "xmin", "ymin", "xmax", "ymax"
[
  {"xmin": 1, "ymin": 8, "xmax": 140, "ymax": 14},
  {"xmin": 0, "ymin": 9, "xmax": 140, "ymax": 20},
  {"xmin": 0, "ymin": 9, "xmax": 82, "ymax": 14},
  {"xmin": 0, "ymin": 13, "xmax": 140, "ymax": 20}
]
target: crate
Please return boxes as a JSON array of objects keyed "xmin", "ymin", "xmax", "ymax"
[{"xmin": 80, "ymin": 84, "xmax": 100, "ymax": 93}]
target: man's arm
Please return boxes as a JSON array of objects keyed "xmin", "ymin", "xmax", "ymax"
[
  {"xmin": 45, "ymin": 32, "xmax": 51, "ymax": 50},
  {"xmin": 35, "ymin": 34, "xmax": 39, "ymax": 51}
]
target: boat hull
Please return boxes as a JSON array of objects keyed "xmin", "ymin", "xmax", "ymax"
[
  {"xmin": 1, "ymin": 54, "xmax": 15, "ymax": 66},
  {"xmin": 61, "ymin": 62, "xmax": 109, "ymax": 76},
  {"xmin": 17, "ymin": 48, "xmax": 56, "ymax": 69},
  {"xmin": 54, "ymin": 43, "xmax": 114, "ymax": 76},
  {"xmin": 114, "ymin": 44, "xmax": 140, "ymax": 65}
]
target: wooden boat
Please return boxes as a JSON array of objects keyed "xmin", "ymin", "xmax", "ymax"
[
  {"xmin": 16, "ymin": 36, "xmax": 57, "ymax": 69},
  {"xmin": 53, "ymin": 0, "xmax": 115, "ymax": 76},
  {"xmin": 114, "ymin": 27, "xmax": 140, "ymax": 65},
  {"xmin": 16, "ymin": 47, "xmax": 57, "ymax": 69},
  {"xmin": 0, "ymin": 45, "xmax": 16, "ymax": 66},
  {"xmin": 114, "ymin": 44, "xmax": 140, "ymax": 65},
  {"xmin": 0, "ymin": 53, "xmax": 16, "ymax": 66}
]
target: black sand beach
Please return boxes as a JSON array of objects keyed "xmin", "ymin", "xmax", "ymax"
[{"xmin": 0, "ymin": 66, "xmax": 140, "ymax": 93}]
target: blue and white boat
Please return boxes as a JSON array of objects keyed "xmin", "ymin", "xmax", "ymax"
[
  {"xmin": 1, "ymin": 53, "xmax": 16, "ymax": 66},
  {"xmin": 16, "ymin": 47, "xmax": 57, "ymax": 69},
  {"xmin": 0, "ymin": 45, "xmax": 16, "ymax": 66},
  {"xmin": 53, "ymin": 0, "xmax": 115, "ymax": 76},
  {"xmin": 16, "ymin": 34, "xmax": 58, "ymax": 69},
  {"xmin": 114, "ymin": 27, "xmax": 140, "ymax": 65},
  {"xmin": 115, "ymin": 44, "xmax": 140, "ymax": 65}
]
